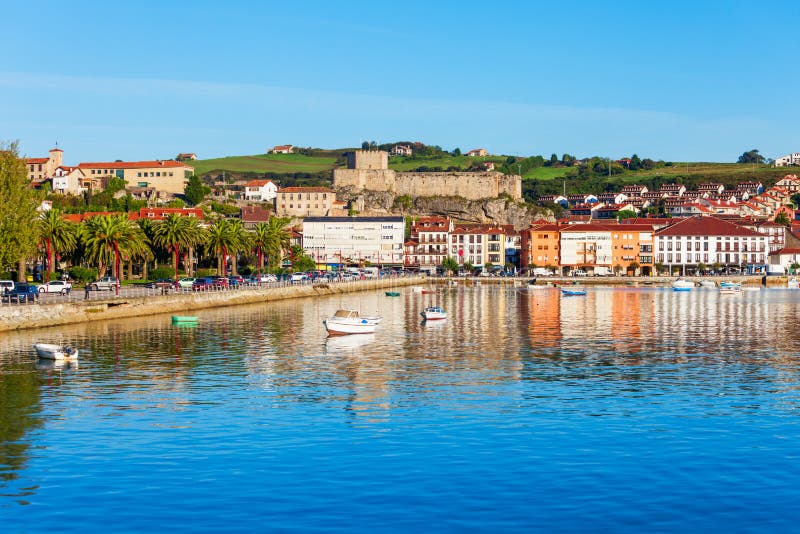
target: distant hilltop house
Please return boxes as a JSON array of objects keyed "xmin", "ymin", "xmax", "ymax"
[
  {"xmin": 175, "ymin": 153, "xmax": 197, "ymax": 161},
  {"xmin": 271, "ymin": 145, "xmax": 294, "ymax": 154},
  {"xmin": 390, "ymin": 145, "xmax": 413, "ymax": 157},
  {"xmin": 774, "ymin": 153, "xmax": 800, "ymax": 167},
  {"xmin": 466, "ymin": 148, "xmax": 488, "ymax": 157}
]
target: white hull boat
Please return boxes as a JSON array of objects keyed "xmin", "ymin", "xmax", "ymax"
[
  {"xmin": 699, "ymin": 280, "xmax": 717, "ymax": 288},
  {"xmin": 421, "ymin": 306, "xmax": 447, "ymax": 320},
  {"xmin": 789, "ymin": 277, "xmax": 799, "ymax": 289},
  {"xmin": 672, "ymin": 278, "xmax": 694, "ymax": 291},
  {"xmin": 323, "ymin": 309, "xmax": 381, "ymax": 336},
  {"xmin": 719, "ymin": 287, "xmax": 742, "ymax": 295},
  {"xmin": 34, "ymin": 343, "xmax": 79, "ymax": 360}
]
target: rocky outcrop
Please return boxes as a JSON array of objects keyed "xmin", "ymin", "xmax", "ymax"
[{"xmin": 335, "ymin": 187, "xmax": 553, "ymax": 229}]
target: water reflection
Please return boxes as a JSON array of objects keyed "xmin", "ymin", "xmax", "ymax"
[{"xmin": 2, "ymin": 286, "xmax": 800, "ymax": 517}]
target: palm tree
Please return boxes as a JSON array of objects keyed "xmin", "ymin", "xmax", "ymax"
[
  {"xmin": 226, "ymin": 219, "xmax": 252, "ymax": 276},
  {"xmin": 251, "ymin": 222, "xmax": 270, "ymax": 273},
  {"xmin": 82, "ymin": 214, "xmax": 148, "ymax": 283},
  {"xmin": 152, "ymin": 214, "xmax": 191, "ymax": 284},
  {"xmin": 206, "ymin": 219, "xmax": 236, "ymax": 275},
  {"xmin": 264, "ymin": 217, "xmax": 291, "ymax": 272},
  {"xmin": 183, "ymin": 217, "xmax": 207, "ymax": 277},
  {"xmin": 37, "ymin": 209, "xmax": 77, "ymax": 283}
]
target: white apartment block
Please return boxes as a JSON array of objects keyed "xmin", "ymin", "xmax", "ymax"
[
  {"xmin": 302, "ymin": 216, "xmax": 405, "ymax": 267},
  {"xmin": 774, "ymin": 153, "xmax": 800, "ymax": 167}
]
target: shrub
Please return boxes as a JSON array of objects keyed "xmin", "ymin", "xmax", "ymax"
[
  {"xmin": 196, "ymin": 268, "xmax": 217, "ymax": 277},
  {"xmin": 0, "ymin": 271, "xmax": 13, "ymax": 280},
  {"xmin": 69, "ymin": 266, "xmax": 98, "ymax": 285},
  {"xmin": 149, "ymin": 267, "xmax": 178, "ymax": 280}
]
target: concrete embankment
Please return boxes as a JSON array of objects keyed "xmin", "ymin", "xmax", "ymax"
[{"xmin": 0, "ymin": 277, "xmax": 424, "ymax": 333}]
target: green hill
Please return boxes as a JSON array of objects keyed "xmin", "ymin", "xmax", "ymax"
[{"xmin": 187, "ymin": 151, "xmax": 346, "ymax": 176}]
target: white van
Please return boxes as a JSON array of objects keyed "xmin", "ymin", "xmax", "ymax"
[
  {"xmin": 0, "ymin": 280, "xmax": 14, "ymax": 294},
  {"xmin": 593, "ymin": 267, "xmax": 612, "ymax": 276},
  {"xmin": 532, "ymin": 268, "xmax": 553, "ymax": 277},
  {"xmin": 362, "ymin": 267, "xmax": 379, "ymax": 279}
]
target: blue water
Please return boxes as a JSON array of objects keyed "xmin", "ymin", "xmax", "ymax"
[{"xmin": 2, "ymin": 286, "xmax": 800, "ymax": 532}]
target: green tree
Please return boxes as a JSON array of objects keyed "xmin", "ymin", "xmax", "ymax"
[
  {"xmin": 549, "ymin": 153, "xmax": 559, "ymax": 166},
  {"xmin": 251, "ymin": 221, "xmax": 271, "ymax": 272},
  {"xmin": 464, "ymin": 261, "xmax": 474, "ymax": 273},
  {"xmin": 441, "ymin": 256, "xmax": 458, "ymax": 275},
  {"xmin": 82, "ymin": 214, "xmax": 148, "ymax": 281},
  {"xmin": 206, "ymin": 219, "xmax": 235, "ymax": 275},
  {"xmin": 628, "ymin": 261, "xmax": 640, "ymax": 276},
  {"xmin": 152, "ymin": 214, "xmax": 191, "ymax": 284},
  {"xmin": 738, "ymin": 149, "xmax": 765, "ymax": 164},
  {"xmin": 791, "ymin": 193, "xmax": 800, "ymax": 208},
  {"xmin": 0, "ymin": 142, "xmax": 40, "ymax": 281},
  {"xmin": 361, "ymin": 141, "xmax": 370, "ymax": 150},
  {"xmin": 226, "ymin": 219, "xmax": 252, "ymax": 276},
  {"xmin": 184, "ymin": 175, "xmax": 209, "ymax": 205},
  {"xmin": 37, "ymin": 209, "xmax": 77, "ymax": 283},
  {"xmin": 775, "ymin": 211, "xmax": 791, "ymax": 227},
  {"xmin": 629, "ymin": 154, "xmax": 642, "ymax": 171},
  {"xmin": 287, "ymin": 245, "xmax": 316, "ymax": 272},
  {"xmin": 452, "ymin": 147, "xmax": 461, "ymax": 156},
  {"xmin": 264, "ymin": 217, "xmax": 292, "ymax": 271}
]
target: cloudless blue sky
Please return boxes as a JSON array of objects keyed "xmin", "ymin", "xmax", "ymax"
[{"xmin": 2, "ymin": 0, "xmax": 798, "ymax": 163}]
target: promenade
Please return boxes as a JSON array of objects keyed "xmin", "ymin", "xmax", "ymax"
[{"xmin": 0, "ymin": 276, "xmax": 426, "ymax": 333}]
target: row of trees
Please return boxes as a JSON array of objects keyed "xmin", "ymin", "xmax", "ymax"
[{"xmin": 1, "ymin": 143, "xmax": 311, "ymax": 283}]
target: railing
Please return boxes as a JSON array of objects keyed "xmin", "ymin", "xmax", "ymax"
[{"xmin": 0, "ymin": 273, "xmax": 425, "ymax": 308}]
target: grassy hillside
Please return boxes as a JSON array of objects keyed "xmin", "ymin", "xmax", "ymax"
[
  {"xmin": 187, "ymin": 152, "xmax": 344, "ymax": 176},
  {"xmin": 388, "ymin": 154, "xmax": 507, "ymax": 171}
]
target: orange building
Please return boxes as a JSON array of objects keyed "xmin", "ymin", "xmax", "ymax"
[{"xmin": 520, "ymin": 222, "xmax": 560, "ymax": 270}]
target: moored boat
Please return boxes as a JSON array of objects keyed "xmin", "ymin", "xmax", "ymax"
[
  {"xmin": 421, "ymin": 306, "xmax": 447, "ymax": 320},
  {"xmin": 719, "ymin": 286, "xmax": 742, "ymax": 295},
  {"xmin": 34, "ymin": 343, "xmax": 79, "ymax": 360},
  {"xmin": 699, "ymin": 280, "xmax": 717, "ymax": 288},
  {"xmin": 323, "ymin": 309, "xmax": 381, "ymax": 335},
  {"xmin": 385, "ymin": 291, "xmax": 401, "ymax": 297},
  {"xmin": 788, "ymin": 277, "xmax": 799, "ymax": 289},
  {"xmin": 172, "ymin": 315, "xmax": 199, "ymax": 323},
  {"xmin": 672, "ymin": 278, "xmax": 695, "ymax": 291},
  {"xmin": 561, "ymin": 289, "xmax": 587, "ymax": 296}
]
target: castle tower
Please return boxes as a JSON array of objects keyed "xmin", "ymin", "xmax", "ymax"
[
  {"xmin": 347, "ymin": 150, "xmax": 388, "ymax": 170},
  {"xmin": 47, "ymin": 147, "xmax": 63, "ymax": 176}
]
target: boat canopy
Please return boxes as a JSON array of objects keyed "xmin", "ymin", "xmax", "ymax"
[{"xmin": 333, "ymin": 309, "xmax": 360, "ymax": 318}]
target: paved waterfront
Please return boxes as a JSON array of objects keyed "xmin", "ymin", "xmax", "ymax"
[{"xmin": 2, "ymin": 286, "xmax": 800, "ymax": 531}]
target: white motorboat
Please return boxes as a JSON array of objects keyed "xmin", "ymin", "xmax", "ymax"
[
  {"xmin": 421, "ymin": 306, "xmax": 447, "ymax": 320},
  {"xmin": 34, "ymin": 343, "xmax": 79, "ymax": 360},
  {"xmin": 788, "ymin": 277, "xmax": 799, "ymax": 289},
  {"xmin": 323, "ymin": 309, "xmax": 381, "ymax": 336},
  {"xmin": 719, "ymin": 286, "xmax": 742, "ymax": 295},
  {"xmin": 672, "ymin": 278, "xmax": 694, "ymax": 291},
  {"xmin": 699, "ymin": 280, "xmax": 717, "ymax": 288}
]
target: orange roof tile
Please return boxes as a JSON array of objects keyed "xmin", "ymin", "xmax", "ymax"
[{"xmin": 78, "ymin": 160, "xmax": 191, "ymax": 169}]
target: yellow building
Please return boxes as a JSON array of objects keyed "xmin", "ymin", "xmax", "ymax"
[
  {"xmin": 520, "ymin": 222, "xmax": 561, "ymax": 270},
  {"xmin": 77, "ymin": 160, "xmax": 194, "ymax": 195},
  {"xmin": 275, "ymin": 187, "xmax": 335, "ymax": 217}
]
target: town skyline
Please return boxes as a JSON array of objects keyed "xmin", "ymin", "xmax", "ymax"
[{"xmin": 4, "ymin": 1, "xmax": 800, "ymax": 163}]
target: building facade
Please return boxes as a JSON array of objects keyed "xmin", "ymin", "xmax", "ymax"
[
  {"xmin": 26, "ymin": 148, "xmax": 63, "ymax": 182},
  {"xmin": 275, "ymin": 187, "xmax": 335, "ymax": 217},
  {"xmin": 302, "ymin": 216, "xmax": 405, "ymax": 267},
  {"xmin": 77, "ymin": 160, "xmax": 194, "ymax": 195},
  {"xmin": 243, "ymin": 179, "xmax": 278, "ymax": 202}
]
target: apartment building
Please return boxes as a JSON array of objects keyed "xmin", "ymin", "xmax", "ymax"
[
  {"xmin": 275, "ymin": 187, "xmax": 335, "ymax": 217},
  {"xmin": 243, "ymin": 179, "xmax": 278, "ymax": 202},
  {"xmin": 77, "ymin": 160, "xmax": 194, "ymax": 195},
  {"xmin": 302, "ymin": 216, "xmax": 405, "ymax": 267}
]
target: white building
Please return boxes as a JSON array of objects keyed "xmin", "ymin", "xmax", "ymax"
[
  {"xmin": 558, "ymin": 224, "xmax": 614, "ymax": 274},
  {"xmin": 655, "ymin": 216, "xmax": 768, "ymax": 273},
  {"xmin": 302, "ymin": 216, "xmax": 405, "ymax": 267},
  {"xmin": 774, "ymin": 153, "xmax": 800, "ymax": 167},
  {"xmin": 243, "ymin": 179, "xmax": 278, "ymax": 202}
]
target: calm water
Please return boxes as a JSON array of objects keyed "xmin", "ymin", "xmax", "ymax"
[{"xmin": 2, "ymin": 286, "xmax": 800, "ymax": 532}]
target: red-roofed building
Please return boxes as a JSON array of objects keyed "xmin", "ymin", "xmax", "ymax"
[
  {"xmin": 276, "ymin": 187, "xmax": 335, "ymax": 217},
  {"xmin": 78, "ymin": 160, "xmax": 194, "ymax": 195},
  {"xmin": 449, "ymin": 223, "xmax": 516, "ymax": 269},
  {"xmin": 243, "ymin": 179, "xmax": 278, "ymax": 202},
  {"xmin": 26, "ymin": 147, "xmax": 63, "ymax": 182},
  {"xmin": 407, "ymin": 217, "xmax": 453, "ymax": 271},
  {"xmin": 465, "ymin": 148, "xmax": 488, "ymax": 157},
  {"xmin": 137, "ymin": 207, "xmax": 203, "ymax": 221},
  {"xmin": 655, "ymin": 216, "xmax": 768, "ymax": 274},
  {"xmin": 768, "ymin": 248, "xmax": 800, "ymax": 273},
  {"xmin": 240, "ymin": 205, "xmax": 272, "ymax": 229},
  {"xmin": 176, "ymin": 153, "xmax": 197, "ymax": 161},
  {"xmin": 559, "ymin": 222, "xmax": 656, "ymax": 276},
  {"xmin": 271, "ymin": 145, "xmax": 294, "ymax": 154}
]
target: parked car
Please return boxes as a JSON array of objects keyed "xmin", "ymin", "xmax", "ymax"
[
  {"xmin": 145, "ymin": 278, "xmax": 175, "ymax": 289},
  {"xmin": 290, "ymin": 272, "xmax": 308, "ymax": 283},
  {"xmin": 90, "ymin": 276, "xmax": 119, "ymax": 291},
  {"xmin": 570, "ymin": 269, "xmax": 588, "ymax": 277},
  {"xmin": 192, "ymin": 277, "xmax": 214, "ymax": 291},
  {"xmin": 228, "ymin": 275, "xmax": 245, "ymax": 287},
  {"xmin": 38, "ymin": 280, "xmax": 72, "ymax": 294},
  {"xmin": 0, "ymin": 280, "xmax": 15, "ymax": 294},
  {"xmin": 257, "ymin": 273, "xmax": 278, "ymax": 283},
  {"xmin": 210, "ymin": 276, "xmax": 230, "ymax": 288},
  {"xmin": 2, "ymin": 284, "xmax": 40, "ymax": 303},
  {"xmin": 177, "ymin": 277, "xmax": 196, "ymax": 289}
]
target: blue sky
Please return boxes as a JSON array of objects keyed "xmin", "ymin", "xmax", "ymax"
[{"xmin": 2, "ymin": 0, "xmax": 798, "ymax": 163}]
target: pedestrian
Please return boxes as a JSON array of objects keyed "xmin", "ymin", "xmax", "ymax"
[{"xmin": 84, "ymin": 284, "xmax": 90, "ymax": 300}]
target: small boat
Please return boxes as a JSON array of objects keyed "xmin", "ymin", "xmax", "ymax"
[
  {"xmin": 672, "ymin": 278, "xmax": 694, "ymax": 290},
  {"xmin": 411, "ymin": 286, "xmax": 424, "ymax": 293},
  {"xmin": 323, "ymin": 309, "xmax": 381, "ymax": 336},
  {"xmin": 421, "ymin": 289, "xmax": 438, "ymax": 295},
  {"xmin": 172, "ymin": 315, "xmax": 199, "ymax": 323},
  {"xmin": 385, "ymin": 291, "xmax": 400, "ymax": 297},
  {"xmin": 741, "ymin": 286, "xmax": 761, "ymax": 292},
  {"xmin": 788, "ymin": 277, "xmax": 799, "ymax": 289},
  {"xmin": 720, "ymin": 281, "xmax": 741, "ymax": 289},
  {"xmin": 421, "ymin": 306, "xmax": 447, "ymax": 320},
  {"xmin": 34, "ymin": 343, "xmax": 79, "ymax": 360},
  {"xmin": 561, "ymin": 289, "xmax": 587, "ymax": 296},
  {"xmin": 699, "ymin": 280, "xmax": 717, "ymax": 288}
]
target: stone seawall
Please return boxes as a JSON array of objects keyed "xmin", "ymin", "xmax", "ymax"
[{"xmin": 0, "ymin": 278, "xmax": 424, "ymax": 333}]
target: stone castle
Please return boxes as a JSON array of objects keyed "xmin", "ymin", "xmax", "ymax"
[{"xmin": 333, "ymin": 150, "xmax": 522, "ymax": 201}]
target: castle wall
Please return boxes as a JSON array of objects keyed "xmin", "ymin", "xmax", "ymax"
[
  {"xmin": 347, "ymin": 150, "xmax": 389, "ymax": 170},
  {"xmin": 333, "ymin": 168, "xmax": 521, "ymax": 201}
]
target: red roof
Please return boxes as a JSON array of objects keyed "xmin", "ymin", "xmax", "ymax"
[
  {"xmin": 50, "ymin": 148, "xmax": 63, "ymax": 152},
  {"xmin": 277, "ymin": 187, "xmax": 333, "ymax": 193},
  {"xmin": 769, "ymin": 248, "xmax": 800, "ymax": 256},
  {"xmin": 139, "ymin": 208, "xmax": 203, "ymax": 220},
  {"xmin": 245, "ymin": 179, "xmax": 275, "ymax": 187},
  {"xmin": 240, "ymin": 205, "xmax": 271, "ymax": 223},
  {"xmin": 26, "ymin": 158, "xmax": 49, "ymax": 164},
  {"xmin": 656, "ymin": 216, "xmax": 762, "ymax": 237},
  {"xmin": 273, "ymin": 145, "xmax": 293, "ymax": 151},
  {"xmin": 78, "ymin": 160, "xmax": 191, "ymax": 169}
]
